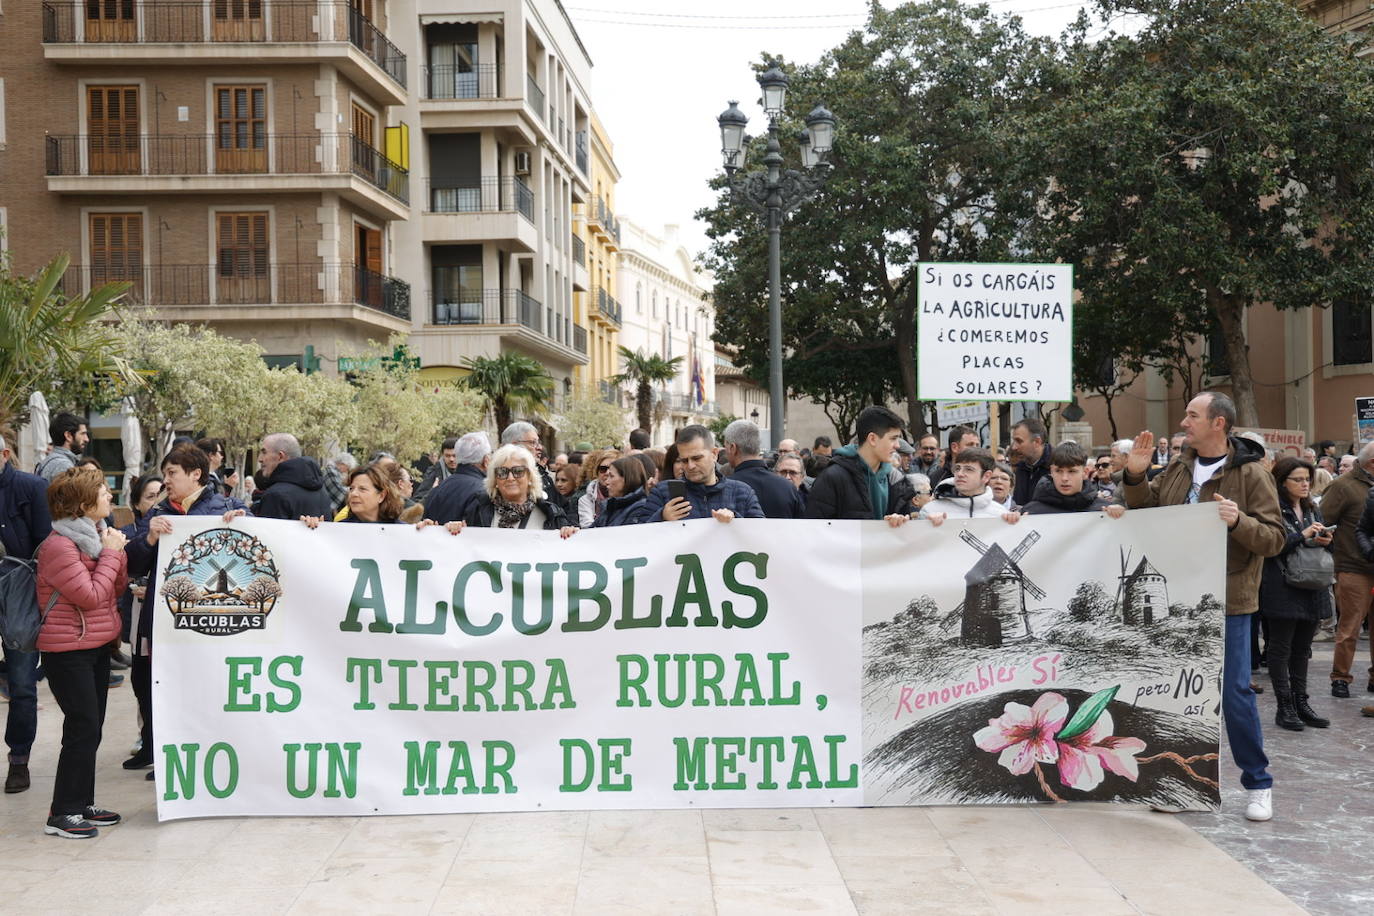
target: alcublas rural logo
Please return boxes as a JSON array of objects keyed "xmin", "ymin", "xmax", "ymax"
[{"xmin": 161, "ymin": 527, "xmax": 281, "ymax": 635}]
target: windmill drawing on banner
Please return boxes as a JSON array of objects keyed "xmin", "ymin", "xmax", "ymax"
[{"xmin": 954, "ymin": 529, "xmax": 1044, "ymax": 647}]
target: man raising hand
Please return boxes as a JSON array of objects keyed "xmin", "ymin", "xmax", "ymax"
[{"xmin": 1121, "ymin": 393, "xmax": 1284, "ymax": 823}]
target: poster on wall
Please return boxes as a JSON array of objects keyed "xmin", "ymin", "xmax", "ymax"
[
  {"xmin": 917, "ymin": 262, "xmax": 1074, "ymax": 402},
  {"xmin": 1356, "ymin": 397, "xmax": 1374, "ymax": 447},
  {"xmin": 152, "ymin": 508, "xmax": 1223, "ymax": 820}
]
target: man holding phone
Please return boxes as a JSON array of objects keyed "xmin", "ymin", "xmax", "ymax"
[{"xmin": 639, "ymin": 426, "xmax": 763, "ymax": 524}]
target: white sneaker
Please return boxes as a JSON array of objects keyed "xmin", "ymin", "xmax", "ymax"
[{"xmin": 1245, "ymin": 788, "xmax": 1273, "ymax": 822}]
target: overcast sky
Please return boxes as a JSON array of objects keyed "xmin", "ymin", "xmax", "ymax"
[{"xmin": 567, "ymin": 1, "xmax": 1140, "ymax": 263}]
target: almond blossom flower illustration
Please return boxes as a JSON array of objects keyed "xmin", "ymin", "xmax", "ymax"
[
  {"xmin": 1055, "ymin": 709, "xmax": 1148, "ymax": 791},
  {"xmin": 973, "ymin": 692, "xmax": 1069, "ymax": 775}
]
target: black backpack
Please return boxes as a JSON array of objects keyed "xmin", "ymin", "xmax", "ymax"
[{"xmin": 0, "ymin": 546, "xmax": 61, "ymax": 652}]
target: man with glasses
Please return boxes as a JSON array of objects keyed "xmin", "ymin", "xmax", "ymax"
[
  {"xmin": 913, "ymin": 434, "xmax": 941, "ymax": 477},
  {"xmin": 640, "ymin": 425, "xmax": 763, "ymax": 524},
  {"xmin": 1093, "ymin": 456, "xmax": 1117, "ymax": 499}
]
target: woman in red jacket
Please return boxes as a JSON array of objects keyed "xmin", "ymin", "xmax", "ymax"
[{"xmin": 36, "ymin": 467, "xmax": 128, "ymax": 839}]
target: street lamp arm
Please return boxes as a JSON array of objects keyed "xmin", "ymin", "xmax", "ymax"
[
  {"xmin": 726, "ymin": 166, "xmax": 831, "ymax": 217},
  {"xmin": 777, "ymin": 168, "xmax": 831, "ymax": 215},
  {"xmin": 726, "ymin": 169, "xmax": 773, "ymax": 216}
]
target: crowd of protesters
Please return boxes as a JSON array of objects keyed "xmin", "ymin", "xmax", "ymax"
[{"xmin": 2, "ymin": 392, "xmax": 1372, "ymax": 836}]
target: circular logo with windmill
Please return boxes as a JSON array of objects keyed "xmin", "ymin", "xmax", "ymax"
[{"xmin": 160, "ymin": 528, "xmax": 282, "ymax": 636}]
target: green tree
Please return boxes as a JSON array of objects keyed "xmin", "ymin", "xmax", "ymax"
[
  {"xmin": 551, "ymin": 385, "xmax": 631, "ymax": 450},
  {"xmin": 458, "ymin": 352, "xmax": 554, "ymax": 432},
  {"xmin": 700, "ymin": 0, "xmax": 1052, "ymax": 435},
  {"xmin": 1030, "ymin": 0, "xmax": 1374, "ymax": 426},
  {"xmin": 611, "ymin": 346, "xmax": 682, "ymax": 433},
  {"xmin": 350, "ymin": 348, "xmax": 487, "ymax": 464},
  {"xmin": 0, "ymin": 253, "xmax": 135, "ymax": 430}
]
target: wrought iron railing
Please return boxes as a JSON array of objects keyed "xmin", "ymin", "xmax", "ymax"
[
  {"xmin": 575, "ymin": 130, "xmax": 589, "ymax": 175},
  {"xmin": 42, "ymin": 2, "xmax": 406, "ymax": 89},
  {"xmin": 46, "ymin": 133, "xmax": 407, "ymax": 203},
  {"xmin": 56, "ymin": 262, "xmax": 408, "ymax": 319},
  {"xmin": 424, "ymin": 177, "xmax": 532, "ymax": 221},
  {"xmin": 422, "ymin": 62, "xmax": 499, "ymax": 100},
  {"xmin": 571, "ymin": 235, "xmax": 585, "ymax": 265},
  {"xmin": 526, "ymin": 74, "xmax": 546, "ymax": 123}
]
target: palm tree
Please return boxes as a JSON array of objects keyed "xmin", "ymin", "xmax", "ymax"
[
  {"xmin": 459, "ymin": 352, "xmax": 554, "ymax": 432},
  {"xmin": 611, "ymin": 346, "xmax": 683, "ymax": 434},
  {"xmin": 0, "ymin": 252, "xmax": 134, "ymax": 431}
]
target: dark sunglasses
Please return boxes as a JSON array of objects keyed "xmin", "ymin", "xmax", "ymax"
[
  {"xmin": 597, "ymin": 464, "xmax": 612, "ymax": 473},
  {"xmin": 494, "ymin": 466, "xmax": 529, "ymax": 479}
]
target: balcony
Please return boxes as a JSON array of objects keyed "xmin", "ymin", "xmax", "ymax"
[
  {"xmin": 58, "ymin": 262, "xmax": 410, "ymax": 328},
  {"xmin": 429, "ymin": 285, "xmax": 587, "ymax": 364},
  {"xmin": 595, "ymin": 287, "xmax": 622, "ymax": 326},
  {"xmin": 571, "ymin": 235, "xmax": 585, "ymax": 265},
  {"xmin": 422, "ymin": 63, "xmax": 499, "ymax": 100},
  {"xmin": 41, "ymin": 2, "xmax": 407, "ymax": 105},
  {"xmin": 422, "ymin": 177, "xmax": 537, "ymax": 251},
  {"xmin": 586, "ymin": 195, "xmax": 621, "ymax": 250},
  {"xmin": 575, "ymin": 131, "xmax": 589, "ymax": 176},
  {"xmin": 45, "ymin": 133, "xmax": 408, "ymax": 218},
  {"xmin": 526, "ymin": 75, "xmax": 546, "ymax": 125}
]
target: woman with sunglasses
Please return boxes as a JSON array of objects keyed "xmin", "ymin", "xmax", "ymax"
[
  {"xmin": 446, "ymin": 444, "xmax": 576, "ymax": 537},
  {"xmin": 592, "ymin": 456, "xmax": 654, "ymax": 527}
]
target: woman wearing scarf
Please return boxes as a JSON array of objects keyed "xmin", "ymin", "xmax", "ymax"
[
  {"xmin": 35, "ymin": 467, "xmax": 128, "ymax": 838},
  {"xmin": 444, "ymin": 445, "xmax": 576, "ymax": 538},
  {"xmin": 577, "ymin": 449, "xmax": 622, "ymax": 527}
]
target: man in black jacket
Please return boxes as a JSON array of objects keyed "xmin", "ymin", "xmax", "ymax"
[
  {"xmin": 423, "ymin": 432, "xmax": 492, "ymax": 524},
  {"xmin": 723, "ymin": 419, "xmax": 804, "ymax": 519},
  {"xmin": 252, "ymin": 433, "xmax": 331, "ymax": 520},
  {"xmin": 1010, "ymin": 417, "xmax": 1052, "ymax": 507},
  {"xmin": 804, "ymin": 406, "xmax": 915, "ymax": 524}
]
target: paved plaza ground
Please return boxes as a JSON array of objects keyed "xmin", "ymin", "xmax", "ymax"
[{"xmin": 1, "ymin": 635, "xmax": 1367, "ymax": 914}]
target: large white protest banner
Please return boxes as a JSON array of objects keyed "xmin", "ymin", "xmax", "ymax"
[
  {"xmin": 153, "ymin": 506, "xmax": 1224, "ymax": 820},
  {"xmin": 917, "ymin": 262, "xmax": 1074, "ymax": 402}
]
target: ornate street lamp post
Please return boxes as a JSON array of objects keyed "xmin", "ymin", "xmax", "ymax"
[{"xmin": 718, "ymin": 61, "xmax": 836, "ymax": 446}]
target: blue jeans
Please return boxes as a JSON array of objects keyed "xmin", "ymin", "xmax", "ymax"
[
  {"xmin": 3, "ymin": 645, "xmax": 39, "ymax": 764},
  {"xmin": 1224, "ymin": 613, "xmax": 1272, "ymax": 790}
]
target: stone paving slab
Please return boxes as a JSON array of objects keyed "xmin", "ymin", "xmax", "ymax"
[{"xmin": 1, "ymin": 674, "xmax": 1309, "ymax": 914}]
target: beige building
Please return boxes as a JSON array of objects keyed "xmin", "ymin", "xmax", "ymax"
[
  {"xmin": 2, "ymin": 0, "xmax": 415, "ymax": 368},
  {"xmin": 392, "ymin": 0, "xmax": 593, "ymax": 396}
]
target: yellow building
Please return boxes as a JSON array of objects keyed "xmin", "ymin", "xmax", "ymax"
[{"xmin": 574, "ymin": 110, "xmax": 622, "ymax": 395}]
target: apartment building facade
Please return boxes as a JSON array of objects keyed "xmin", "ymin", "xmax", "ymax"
[
  {"xmin": 574, "ymin": 109, "xmax": 621, "ymax": 393},
  {"xmin": 389, "ymin": 0, "xmax": 592, "ymax": 397},
  {"xmin": 2, "ymin": 0, "xmax": 609, "ymax": 402},
  {"xmin": 616, "ymin": 219, "xmax": 717, "ymax": 444},
  {"xmin": 2, "ymin": 0, "xmax": 414, "ymax": 368}
]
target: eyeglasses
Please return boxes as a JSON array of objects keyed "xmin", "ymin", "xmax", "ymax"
[
  {"xmin": 597, "ymin": 464, "xmax": 612, "ymax": 473},
  {"xmin": 494, "ymin": 466, "xmax": 529, "ymax": 479},
  {"xmin": 777, "ymin": 469, "xmax": 802, "ymax": 478},
  {"xmin": 914, "ymin": 489, "xmax": 932, "ymax": 496}
]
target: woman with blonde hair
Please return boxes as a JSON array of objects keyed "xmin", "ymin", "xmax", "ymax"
[
  {"xmin": 445, "ymin": 445, "xmax": 575, "ymax": 537},
  {"xmin": 35, "ymin": 467, "xmax": 128, "ymax": 838}
]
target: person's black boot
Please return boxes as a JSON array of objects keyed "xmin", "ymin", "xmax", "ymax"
[
  {"xmin": 1292, "ymin": 677, "xmax": 1330, "ymax": 727},
  {"xmin": 1274, "ymin": 690, "xmax": 1304, "ymax": 731},
  {"xmin": 1332, "ymin": 680, "xmax": 1351, "ymax": 698},
  {"xmin": 5, "ymin": 763, "xmax": 29, "ymax": 793}
]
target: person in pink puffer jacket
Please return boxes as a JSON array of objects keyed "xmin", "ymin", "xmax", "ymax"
[{"xmin": 35, "ymin": 467, "xmax": 128, "ymax": 839}]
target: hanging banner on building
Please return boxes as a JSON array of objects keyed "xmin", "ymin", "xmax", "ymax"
[
  {"xmin": 152, "ymin": 506, "xmax": 1223, "ymax": 820},
  {"xmin": 917, "ymin": 262, "xmax": 1074, "ymax": 402},
  {"xmin": 1356, "ymin": 397, "xmax": 1374, "ymax": 447}
]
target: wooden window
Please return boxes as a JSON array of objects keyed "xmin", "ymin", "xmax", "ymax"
[
  {"xmin": 354, "ymin": 222, "xmax": 382, "ymax": 307},
  {"xmin": 88, "ymin": 213, "xmax": 143, "ymax": 298},
  {"xmin": 213, "ymin": 0, "xmax": 265, "ymax": 41},
  {"xmin": 87, "ymin": 85, "xmax": 140, "ymax": 175},
  {"xmin": 215, "ymin": 85, "xmax": 266, "ymax": 173},
  {"xmin": 351, "ymin": 103, "xmax": 376, "ymax": 181},
  {"xmin": 86, "ymin": 0, "xmax": 136, "ymax": 42},
  {"xmin": 217, "ymin": 211, "xmax": 270, "ymax": 304}
]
